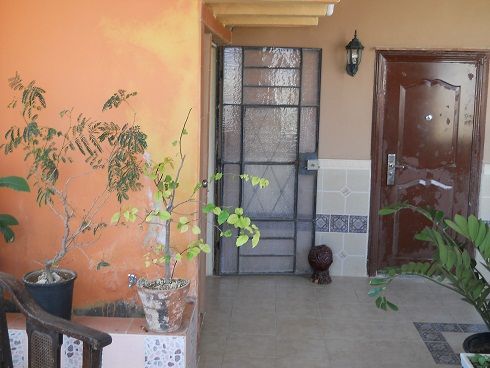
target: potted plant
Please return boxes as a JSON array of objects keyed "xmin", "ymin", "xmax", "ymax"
[
  {"xmin": 369, "ymin": 203, "xmax": 490, "ymax": 353},
  {"xmin": 112, "ymin": 109, "xmax": 269, "ymax": 332},
  {"xmin": 0, "ymin": 176, "xmax": 30, "ymax": 242},
  {"xmin": 461, "ymin": 353, "xmax": 490, "ymax": 368},
  {"xmin": 1, "ymin": 73, "xmax": 147, "ymax": 319}
]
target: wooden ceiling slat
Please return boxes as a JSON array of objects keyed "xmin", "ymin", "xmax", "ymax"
[
  {"xmin": 210, "ymin": 3, "xmax": 328, "ymax": 17},
  {"xmin": 217, "ymin": 15, "xmax": 319, "ymax": 27},
  {"xmin": 204, "ymin": 0, "xmax": 339, "ymax": 4}
]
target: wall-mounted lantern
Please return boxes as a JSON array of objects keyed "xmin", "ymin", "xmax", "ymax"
[{"xmin": 345, "ymin": 30, "xmax": 364, "ymax": 77}]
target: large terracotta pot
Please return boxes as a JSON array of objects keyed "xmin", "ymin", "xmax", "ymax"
[{"xmin": 137, "ymin": 279, "xmax": 190, "ymax": 332}]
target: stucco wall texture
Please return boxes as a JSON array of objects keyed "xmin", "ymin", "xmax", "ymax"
[{"xmin": 0, "ymin": 0, "xmax": 202, "ymax": 309}]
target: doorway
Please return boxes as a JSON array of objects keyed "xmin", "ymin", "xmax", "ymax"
[
  {"xmin": 368, "ymin": 50, "xmax": 489, "ymax": 275},
  {"xmin": 215, "ymin": 46, "xmax": 321, "ymax": 275}
]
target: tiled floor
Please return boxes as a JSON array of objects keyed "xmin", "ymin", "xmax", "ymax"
[{"xmin": 199, "ymin": 275, "xmax": 486, "ymax": 368}]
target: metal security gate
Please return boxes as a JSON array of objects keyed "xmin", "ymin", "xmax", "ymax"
[{"xmin": 216, "ymin": 46, "xmax": 321, "ymax": 274}]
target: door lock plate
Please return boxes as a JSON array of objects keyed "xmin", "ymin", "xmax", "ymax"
[{"xmin": 387, "ymin": 153, "xmax": 396, "ymax": 185}]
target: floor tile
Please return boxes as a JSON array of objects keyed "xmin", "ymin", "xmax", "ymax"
[{"xmin": 224, "ymin": 333, "xmax": 275, "ymax": 358}]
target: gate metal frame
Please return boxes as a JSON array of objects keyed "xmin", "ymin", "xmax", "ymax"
[{"xmin": 214, "ymin": 46, "xmax": 322, "ymax": 275}]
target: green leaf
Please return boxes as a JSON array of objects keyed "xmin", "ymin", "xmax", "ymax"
[
  {"xmin": 199, "ymin": 243, "xmax": 211, "ymax": 253},
  {"xmin": 222, "ymin": 229, "xmax": 233, "ymax": 238},
  {"xmin": 378, "ymin": 208, "xmax": 398, "ymax": 216},
  {"xmin": 234, "ymin": 208, "xmax": 244, "ymax": 216},
  {"xmin": 96, "ymin": 260, "xmax": 110, "ymax": 270},
  {"xmin": 179, "ymin": 216, "xmax": 189, "ymax": 225},
  {"xmin": 252, "ymin": 232, "xmax": 260, "ymax": 248},
  {"xmin": 110, "ymin": 212, "xmax": 120, "ymax": 224},
  {"xmin": 368, "ymin": 287, "xmax": 383, "ymax": 297},
  {"xmin": 386, "ymin": 301, "xmax": 399, "ymax": 311},
  {"xmin": 454, "ymin": 214, "xmax": 469, "ymax": 237},
  {"xmin": 179, "ymin": 224, "xmax": 189, "ymax": 233},
  {"xmin": 203, "ymin": 203, "xmax": 215, "ymax": 213},
  {"xmin": 218, "ymin": 210, "xmax": 230, "ymax": 225},
  {"xmin": 192, "ymin": 225, "xmax": 201, "ymax": 235},
  {"xmin": 0, "ymin": 225, "xmax": 15, "ymax": 243},
  {"xmin": 159, "ymin": 210, "xmax": 171, "ymax": 221},
  {"xmin": 227, "ymin": 213, "xmax": 238, "ymax": 225},
  {"xmin": 251, "ymin": 176, "xmax": 260, "ymax": 186},
  {"xmin": 475, "ymin": 221, "xmax": 487, "ymax": 247},
  {"xmin": 468, "ymin": 215, "xmax": 479, "ymax": 242},
  {"xmin": 0, "ymin": 214, "xmax": 19, "ymax": 226},
  {"xmin": 369, "ymin": 278, "xmax": 388, "ymax": 286},
  {"xmin": 174, "ymin": 253, "xmax": 182, "ymax": 261},
  {"xmin": 212, "ymin": 207, "xmax": 221, "ymax": 215},
  {"xmin": 0, "ymin": 176, "xmax": 30, "ymax": 192},
  {"xmin": 213, "ymin": 172, "xmax": 223, "ymax": 181},
  {"xmin": 172, "ymin": 140, "xmax": 178, "ymax": 146},
  {"xmin": 236, "ymin": 234, "xmax": 249, "ymax": 247},
  {"xmin": 462, "ymin": 249, "xmax": 471, "ymax": 268}
]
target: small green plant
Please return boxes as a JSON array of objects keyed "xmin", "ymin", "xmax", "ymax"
[
  {"xmin": 369, "ymin": 203, "xmax": 490, "ymax": 329},
  {"xmin": 112, "ymin": 109, "xmax": 269, "ymax": 282},
  {"xmin": 2, "ymin": 73, "xmax": 147, "ymax": 282},
  {"xmin": 470, "ymin": 354, "xmax": 490, "ymax": 368},
  {"xmin": 0, "ymin": 176, "xmax": 30, "ymax": 242}
]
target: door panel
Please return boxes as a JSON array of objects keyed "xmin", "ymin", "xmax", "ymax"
[
  {"xmin": 217, "ymin": 46, "xmax": 321, "ymax": 274},
  {"xmin": 370, "ymin": 51, "xmax": 488, "ymax": 274}
]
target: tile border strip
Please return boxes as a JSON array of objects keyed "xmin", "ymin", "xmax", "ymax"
[
  {"xmin": 414, "ymin": 322, "xmax": 488, "ymax": 365},
  {"xmin": 315, "ymin": 214, "xmax": 368, "ymax": 233}
]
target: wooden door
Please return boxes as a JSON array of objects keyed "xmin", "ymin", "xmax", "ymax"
[{"xmin": 369, "ymin": 50, "xmax": 488, "ymax": 275}]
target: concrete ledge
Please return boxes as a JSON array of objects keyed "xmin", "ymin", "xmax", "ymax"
[{"xmin": 6, "ymin": 302, "xmax": 198, "ymax": 368}]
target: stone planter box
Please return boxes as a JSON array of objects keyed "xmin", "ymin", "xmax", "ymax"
[{"xmin": 460, "ymin": 353, "xmax": 490, "ymax": 368}]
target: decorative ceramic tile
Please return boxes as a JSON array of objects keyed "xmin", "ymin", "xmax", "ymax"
[
  {"xmin": 9, "ymin": 330, "xmax": 25, "ymax": 368},
  {"xmin": 340, "ymin": 186, "xmax": 351, "ymax": 198},
  {"xmin": 330, "ymin": 215, "xmax": 348, "ymax": 233},
  {"xmin": 459, "ymin": 323, "xmax": 488, "ymax": 333},
  {"xmin": 424, "ymin": 341, "xmax": 460, "ymax": 365},
  {"xmin": 315, "ymin": 214, "xmax": 330, "ymax": 232},
  {"xmin": 348, "ymin": 216, "xmax": 368, "ymax": 233},
  {"xmin": 145, "ymin": 336, "xmax": 186, "ymax": 368},
  {"xmin": 414, "ymin": 322, "xmax": 488, "ymax": 365},
  {"xmin": 62, "ymin": 336, "xmax": 83, "ymax": 368}
]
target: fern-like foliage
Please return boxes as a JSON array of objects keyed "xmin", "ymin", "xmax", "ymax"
[
  {"xmin": 370, "ymin": 203, "xmax": 490, "ymax": 329},
  {"xmin": 1, "ymin": 74, "xmax": 147, "ymax": 205}
]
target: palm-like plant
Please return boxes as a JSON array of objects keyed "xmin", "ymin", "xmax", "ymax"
[
  {"xmin": 370, "ymin": 203, "xmax": 490, "ymax": 329},
  {"xmin": 0, "ymin": 176, "xmax": 30, "ymax": 242}
]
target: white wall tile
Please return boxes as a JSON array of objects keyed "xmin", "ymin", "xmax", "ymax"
[
  {"xmin": 342, "ymin": 256, "xmax": 367, "ymax": 277},
  {"xmin": 323, "ymin": 169, "xmax": 346, "ymax": 191},
  {"xmin": 329, "ymin": 254, "xmax": 343, "ymax": 276},
  {"xmin": 343, "ymin": 233, "xmax": 368, "ymax": 256},
  {"xmin": 346, "ymin": 169, "xmax": 371, "ymax": 192},
  {"xmin": 345, "ymin": 193, "xmax": 370, "ymax": 215},
  {"xmin": 321, "ymin": 192, "xmax": 345, "ymax": 214},
  {"xmin": 319, "ymin": 159, "xmax": 371, "ymax": 170},
  {"xmin": 480, "ymin": 197, "xmax": 490, "ymax": 220}
]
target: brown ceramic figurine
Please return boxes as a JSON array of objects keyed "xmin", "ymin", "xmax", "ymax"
[{"xmin": 308, "ymin": 245, "xmax": 333, "ymax": 284}]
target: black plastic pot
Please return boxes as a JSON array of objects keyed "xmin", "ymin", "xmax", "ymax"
[
  {"xmin": 463, "ymin": 332, "xmax": 490, "ymax": 354},
  {"xmin": 23, "ymin": 269, "xmax": 77, "ymax": 320}
]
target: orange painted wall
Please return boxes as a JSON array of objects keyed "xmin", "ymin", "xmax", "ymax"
[{"xmin": 0, "ymin": 0, "xmax": 202, "ymax": 308}]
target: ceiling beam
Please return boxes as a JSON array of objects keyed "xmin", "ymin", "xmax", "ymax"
[
  {"xmin": 209, "ymin": 3, "xmax": 328, "ymax": 17},
  {"xmin": 217, "ymin": 15, "xmax": 319, "ymax": 27},
  {"xmin": 202, "ymin": 4, "xmax": 232, "ymax": 43}
]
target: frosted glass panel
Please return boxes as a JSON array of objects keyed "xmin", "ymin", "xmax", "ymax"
[
  {"xmin": 301, "ymin": 50, "xmax": 320, "ymax": 106},
  {"xmin": 220, "ymin": 226, "xmax": 238, "ymax": 274},
  {"xmin": 222, "ymin": 106, "xmax": 241, "ymax": 162},
  {"xmin": 244, "ymin": 68, "xmax": 300, "ymax": 87},
  {"xmin": 242, "ymin": 164, "xmax": 296, "ymax": 218},
  {"xmin": 299, "ymin": 107, "xmax": 317, "ymax": 153},
  {"xmin": 222, "ymin": 164, "xmax": 240, "ymax": 208},
  {"xmin": 240, "ymin": 239, "xmax": 294, "ymax": 256},
  {"xmin": 239, "ymin": 256, "xmax": 294, "ymax": 273},
  {"xmin": 243, "ymin": 107, "xmax": 298, "ymax": 162},
  {"xmin": 253, "ymin": 221, "xmax": 295, "ymax": 238},
  {"xmin": 243, "ymin": 87, "xmax": 299, "ymax": 105},
  {"xmin": 244, "ymin": 48, "xmax": 300, "ymax": 68},
  {"xmin": 223, "ymin": 48, "xmax": 242, "ymax": 104}
]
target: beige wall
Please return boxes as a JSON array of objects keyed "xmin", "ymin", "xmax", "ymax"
[{"xmin": 232, "ymin": 0, "xmax": 490, "ymax": 161}]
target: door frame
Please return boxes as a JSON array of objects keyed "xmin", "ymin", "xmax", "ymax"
[{"xmin": 368, "ymin": 49, "xmax": 489, "ymax": 276}]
